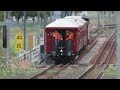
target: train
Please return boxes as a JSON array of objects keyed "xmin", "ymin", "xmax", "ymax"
[{"xmin": 45, "ymin": 16, "xmax": 89, "ymax": 64}]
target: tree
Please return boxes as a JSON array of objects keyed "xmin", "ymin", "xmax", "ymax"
[
  {"xmin": 11, "ymin": 11, "xmax": 51, "ymax": 24},
  {"xmin": 26, "ymin": 11, "xmax": 37, "ymax": 23},
  {"xmin": 0, "ymin": 11, "xmax": 3, "ymax": 21},
  {"xmin": 0, "ymin": 11, "xmax": 3, "ymax": 37},
  {"xmin": 11, "ymin": 11, "xmax": 23, "ymax": 24}
]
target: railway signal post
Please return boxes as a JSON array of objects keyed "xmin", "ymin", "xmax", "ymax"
[{"xmin": 3, "ymin": 11, "xmax": 10, "ymax": 63}]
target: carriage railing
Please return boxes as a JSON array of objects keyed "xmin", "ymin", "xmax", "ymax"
[{"xmin": 52, "ymin": 40, "xmax": 66, "ymax": 50}]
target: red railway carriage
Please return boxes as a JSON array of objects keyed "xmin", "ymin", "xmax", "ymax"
[{"xmin": 45, "ymin": 16, "xmax": 89, "ymax": 64}]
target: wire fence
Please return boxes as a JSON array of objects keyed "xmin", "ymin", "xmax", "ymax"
[
  {"xmin": 87, "ymin": 13, "xmax": 116, "ymax": 33},
  {"xmin": 0, "ymin": 17, "xmax": 51, "ymax": 58}
]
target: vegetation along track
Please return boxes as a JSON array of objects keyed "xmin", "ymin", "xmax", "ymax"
[{"xmin": 78, "ymin": 32, "xmax": 116, "ymax": 79}]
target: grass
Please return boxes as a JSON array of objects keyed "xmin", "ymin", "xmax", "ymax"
[
  {"xmin": 0, "ymin": 38, "xmax": 6, "ymax": 63},
  {"xmin": 0, "ymin": 62, "xmax": 39, "ymax": 79},
  {"xmin": 102, "ymin": 67, "xmax": 116, "ymax": 75},
  {"xmin": 10, "ymin": 39, "xmax": 17, "ymax": 57}
]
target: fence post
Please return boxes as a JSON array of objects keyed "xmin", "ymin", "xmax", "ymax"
[{"xmin": 30, "ymin": 50, "xmax": 32, "ymax": 61}]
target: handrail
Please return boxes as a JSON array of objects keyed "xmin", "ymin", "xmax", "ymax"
[{"xmin": 11, "ymin": 44, "xmax": 42, "ymax": 62}]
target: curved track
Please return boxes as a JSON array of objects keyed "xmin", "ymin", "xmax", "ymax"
[
  {"xmin": 78, "ymin": 32, "xmax": 116, "ymax": 79},
  {"xmin": 28, "ymin": 24, "xmax": 116, "ymax": 79}
]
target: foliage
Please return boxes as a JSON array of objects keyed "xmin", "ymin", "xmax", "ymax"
[
  {"xmin": 10, "ymin": 39, "xmax": 17, "ymax": 56},
  {"xmin": 102, "ymin": 67, "xmax": 116, "ymax": 75},
  {"xmin": 11, "ymin": 11, "xmax": 23, "ymax": 24},
  {"xmin": 0, "ymin": 11, "xmax": 3, "ymax": 21},
  {"xmin": 11, "ymin": 11, "xmax": 51, "ymax": 22},
  {"xmin": 0, "ymin": 60, "xmax": 39, "ymax": 79},
  {"xmin": 0, "ymin": 39, "xmax": 6, "ymax": 65}
]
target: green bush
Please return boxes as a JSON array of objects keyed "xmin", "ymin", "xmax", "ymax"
[{"xmin": 102, "ymin": 67, "xmax": 116, "ymax": 75}]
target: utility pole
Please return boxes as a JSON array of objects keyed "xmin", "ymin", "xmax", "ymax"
[
  {"xmin": 116, "ymin": 11, "xmax": 120, "ymax": 79},
  {"xmin": 50, "ymin": 11, "xmax": 52, "ymax": 22},
  {"xmin": 37, "ymin": 11, "xmax": 40, "ymax": 45},
  {"xmin": 37, "ymin": 11, "xmax": 41, "ymax": 61},
  {"xmin": 103, "ymin": 11, "xmax": 105, "ymax": 27},
  {"xmin": 98, "ymin": 11, "xmax": 100, "ymax": 29},
  {"xmin": 23, "ymin": 11, "xmax": 26, "ymax": 59},
  {"xmin": 44, "ymin": 11, "xmax": 47, "ymax": 54}
]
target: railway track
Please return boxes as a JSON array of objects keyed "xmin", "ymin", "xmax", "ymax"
[
  {"xmin": 74, "ymin": 25, "xmax": 113, "ymax": 64},
  {"xmin": 27, "ymin": 63, "xmax": 70, "ymax": 79},
  {"xmin": 95, "ymin": 43, "xmax": 116, "ymax": 79},
  {"xmin": 27, "ymin": 39, "xmax": 98, "ymax": 79},
  {"xmin": 89, "ymin": 24, "xmax": 116, "ymax": 43},
  {"xmin": 78, "ymin": 32, "xmax": 116, "ymax": 79},
  {"xmin": 27, "ymin": 24, "xmax": 116, "ymax": 79},
  {"xmin": 29, "ymin": 39, "xmax": 98, "ymax": 79},
  {"xmin": 27, "ymin": 64, "xmax": 56, "ymax": 79}
]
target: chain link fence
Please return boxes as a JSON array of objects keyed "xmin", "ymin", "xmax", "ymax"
[{"xmin": 86, "ymin": 12, "xmax": 116, "ymax": 33}]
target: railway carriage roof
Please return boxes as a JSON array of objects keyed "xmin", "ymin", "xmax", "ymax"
[
  {"xmin": 64, "ymin": 16, "xmax": 87, "ymax": 23},
  {"xmin": 46, "ymin": 18, "xmax": 85, "ymax": 28}
]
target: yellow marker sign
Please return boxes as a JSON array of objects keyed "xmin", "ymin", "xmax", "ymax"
[
  {"xmin": 15, "ymin": 32, "xmax": 24, "ymax": 51},
  {"xmin": 15, "ymin": 32, "xmax": 24, "ymax": 41},
  {"xmin": 15, "ymin": 42, "xmax": 23, "ymax": 51}
]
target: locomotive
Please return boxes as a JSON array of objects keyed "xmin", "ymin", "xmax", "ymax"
[{"xmin": 45, "ymin": 16, "xmax": 89, "ymax": 64}]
